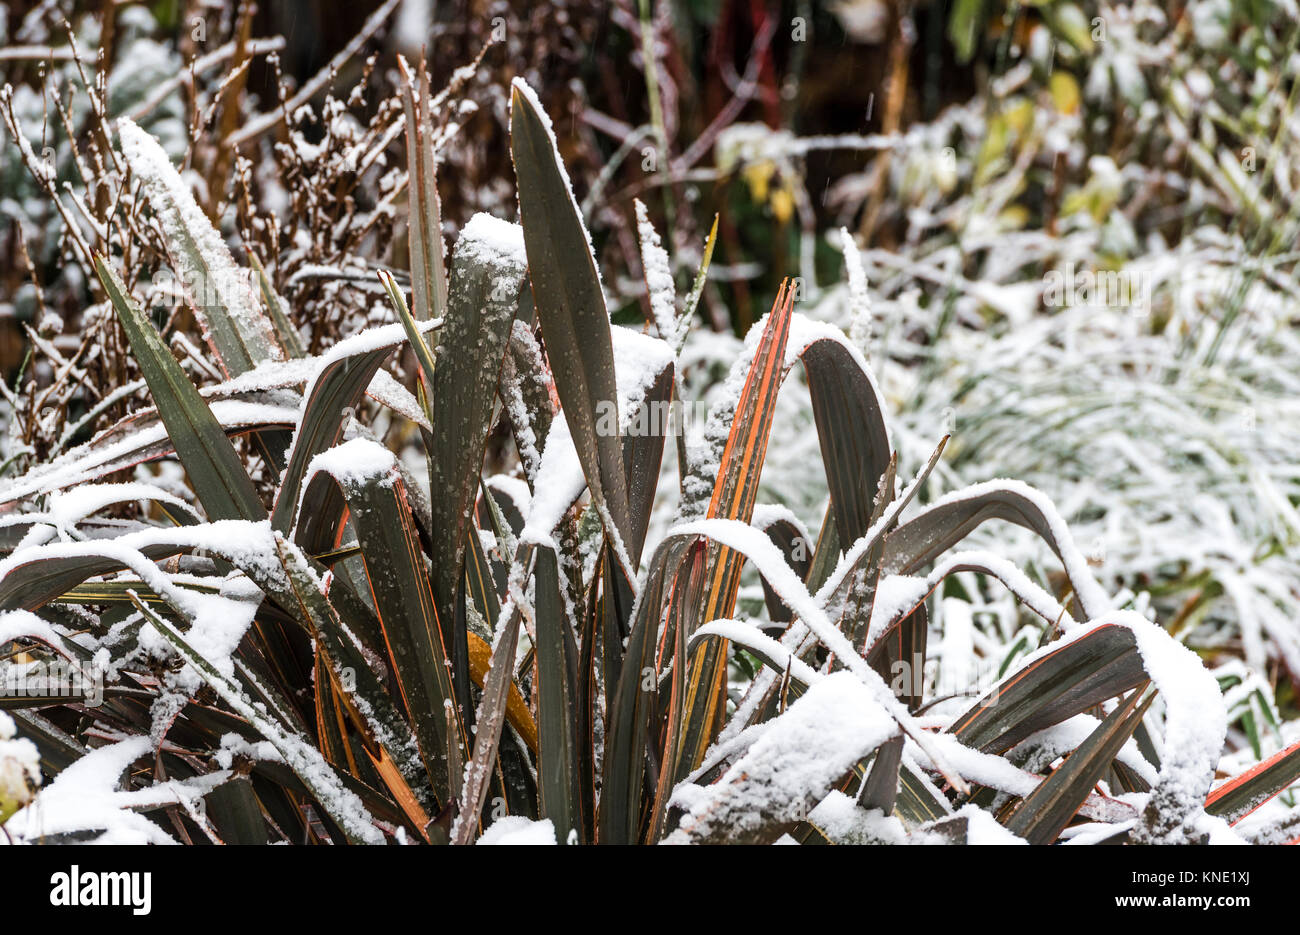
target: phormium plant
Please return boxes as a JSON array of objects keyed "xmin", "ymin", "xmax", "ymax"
[{"xmin": 0, "ymin": 61, "xmax": 1296, "ymax": 846}]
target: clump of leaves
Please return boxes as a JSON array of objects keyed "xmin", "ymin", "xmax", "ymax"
[{"xmin": 0, "ymin": 65, "xmax": 1295, "ymax": 846}]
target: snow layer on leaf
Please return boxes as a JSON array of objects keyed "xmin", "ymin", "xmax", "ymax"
[
  {"xmin": 45, "ymin": 483, "xmax": 196, "ymax": 530},
  {"xmin": 1011, "ymin": 713, "xmax": 1158, "ymax": 786},
  {"xmin": 996, "ymin": 608, "xmax": 1226, "ymax": 841},
  {"xmin": 918, "ymin": 804, "xmax": 1028, "ymax": 845},
  {"xmin": 907, "ymin": 731, "xmax": 1137, "ymax": 826},
  {"xmin": 457, "ymin": 213, "xmax": 527, "ymax": 269},
  {"xmin": 0, "ymin": 400, "xmax": 299, "ymax": 505},
  {"xmin": 899, "ymin": 478, "xmax": 1110, "ymax": 620},
  {"xmin": 866, "ymin": 550, "xmax": 1075, "ymax": 652},
  {"xmin": 692, "ymin": 618, "xmax": 822, "ymax": 687},
  {"xmin": 520, "ymin": 417, "xmax": 583, "ymax": 550},
  {"xmin": 664, "ymin": 672, "xmax": 898, "ymax": 844},
  {"xmin": 669, "ymin": 516, "xmax": 965, "ymax": 786},
  {"xmin": 304, "ymin": 437, "xmax": 398, "ymax": 494},
  {"xmin": 610, "ymin": 326, "xmax": 675, "ymax": 428},
  {"xmin": 839, "ymin": 227, "xmax": 873, "ymax": 355},
  {"xmin": 0, "ymin": 608, "xmax": 73, "ymax": 653},
  {"xmin": 749, "ymin": 503, "xmax": 811, "ymax": 545},
  {"xmin": 634, "ymin": 199, "xmax": 679, "ymax": 346},
  {"xmin": 3, "ymin": 736, "xmax": 226, "ymax": 844},
  {"xmin": 809, "ymin": 792, "xmax": 907, "ymax": 844},
  {"xmin": 476, "ymin": 816, "xmax": 557, "ymax": 845}
]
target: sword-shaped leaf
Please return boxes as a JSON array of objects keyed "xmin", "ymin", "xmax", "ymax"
[
  {"xmin": 1205, "ymin": 738, "xmax": 1300, "ymax": 823},
  {"xmin": 95, "ymin": 257, "xmax": 266, "ymax": 523},
  {"xmin": 510, "ymin": 78, "xmax": 633, "ymax": 561},
  {"xmin": 118, "ymin": 118, "xmax": 283, "ymax": 376},
  {"xmin": 1005, "ymin": 685, "xmax": 1154, "ymax": 844}
]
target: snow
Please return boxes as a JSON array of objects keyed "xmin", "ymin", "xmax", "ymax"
[
  {"xmin": 138, "ymin": 576, "xmax": 384, "ymax": 843},
  {"xmin": 665, "ymin": 672, "xmax": 898, "ymax": 844},
  {"xmin": 214, "ymin": 732, "xmax": 282, "ymax": 769},
  {"xmin": 915, "ymin": 804, "xmax": 1028, "ymax": 845},
  {"xmin": 484, "ymin": 475, "xmax": 532, "ymax": 521},
  {"xmin": 838, "ymin": 227, "xmax": 873, "ymax": 356},
  {"xmin": 457, "ymin": 213, "xmax": 527, "ymax": 269},
  {"xmin": 0, "ymin": 608, "xmax": 76, "ymax": 655},
  {"xmin": 907, "ymin": 731, "xmax": 1136, "ymax": 825},
  {"xmin": 1011, "ymin": 713, "xmax": 1158, "ymax": 787},
  {"xmin": 178, "ymin": 575, "xmax": 263, "ymax": 681},
  {"xmin": 0, "ymin": 399, "xmax": 299, "ymax": 506},
  {"xmin": 1120, "ymin": 611, "xmax": 1229, "ymax": 841},
  {"xmin": 989, "ymin": 608, "xmax": 1227, "ymax": 842},
  {"xmin": 0, "ymin": 521, "xmax": 283, "ymax": 606},
  {"xmin": 303, "ymin": 437, "xmax": 398, "ymax": 494},
  {"xmin": 692, "ymin": 618, "xmax": 822, "ymax": 687},
  {"xmin": 476, "ymin": 816, "xmax": 558, "ymax": 845},
  {"xmin": 45, "ymin": 483, "xmax": 197, "ymax": 531},
  {"xmin": 268, "ymin": 316, "xmax": 438, "ymax": 487},
  {"xmin": 865, "ymin": 550, "xmax": 1075, "ymax": 652},
  {"xmin": 610, "ymin": 326, "xmax": 675, "ymax": 431},
  {"xmin": 666, "ymin": 517, "xmax": 965, "ymax": 790},
  {"xmin": 809, "ymin": 792, "xmax": 907, "ymax": 844},
  {"xmin": 520, "ymin": 416, "xmax": 583, "ymax": 550},
  {"xmin": 749, "ymin": 503, "xmax": 811, "ymax": 546},
  {"xmin": 3, "ymin": 736, "xmax": 225, "ymax": 844},
  {"xmin": 634, "ymin": 199, "xmax": 679, "ymax": 345}
]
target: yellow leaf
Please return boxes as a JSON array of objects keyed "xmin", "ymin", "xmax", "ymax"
[
  {"xmin": 1050, "ymin": 72, "xmax": 1081, "ymax": 115},
  {"xmin": 468, "ymin": 631, "xmax": 538, "ymax": 751},
  {"xmin": 770, "ymin": 187, "xmax": 795, "ymax": 224}
]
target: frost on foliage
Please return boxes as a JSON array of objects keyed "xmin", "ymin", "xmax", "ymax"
[
  {"xmin": 665, "ymin": 672, "xmax": 899, "ymax": 844},
  {"xmin": 118, "ymin": 117, "xmax": 282, "ymax": 372},
  {"xmin": 635, "ymin": 199, "xmax": 680, "ymax": 347},
  {"xmin": 838, "ymin": 227, "xmax": 873, "ymax": 357}
]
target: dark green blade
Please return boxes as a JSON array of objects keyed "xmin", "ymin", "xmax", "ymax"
[
  {"xmin": 95, "ymin": 257, "xmax": 265, "ymax": 523},
  {"xmin": 510, "ymin": 80, "xmax": 633, "ymax": 559},
  {"xmin": 1205, "ymin": 738, "xmax": 1300, "ymax": 823},
  {"xmin": 949, "ymin": 623, "xmax": 1149, "ymax": 754},
  {"xmin": 1005, "ymin": 685, "xmax": 1154, "ymax": 844}
]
